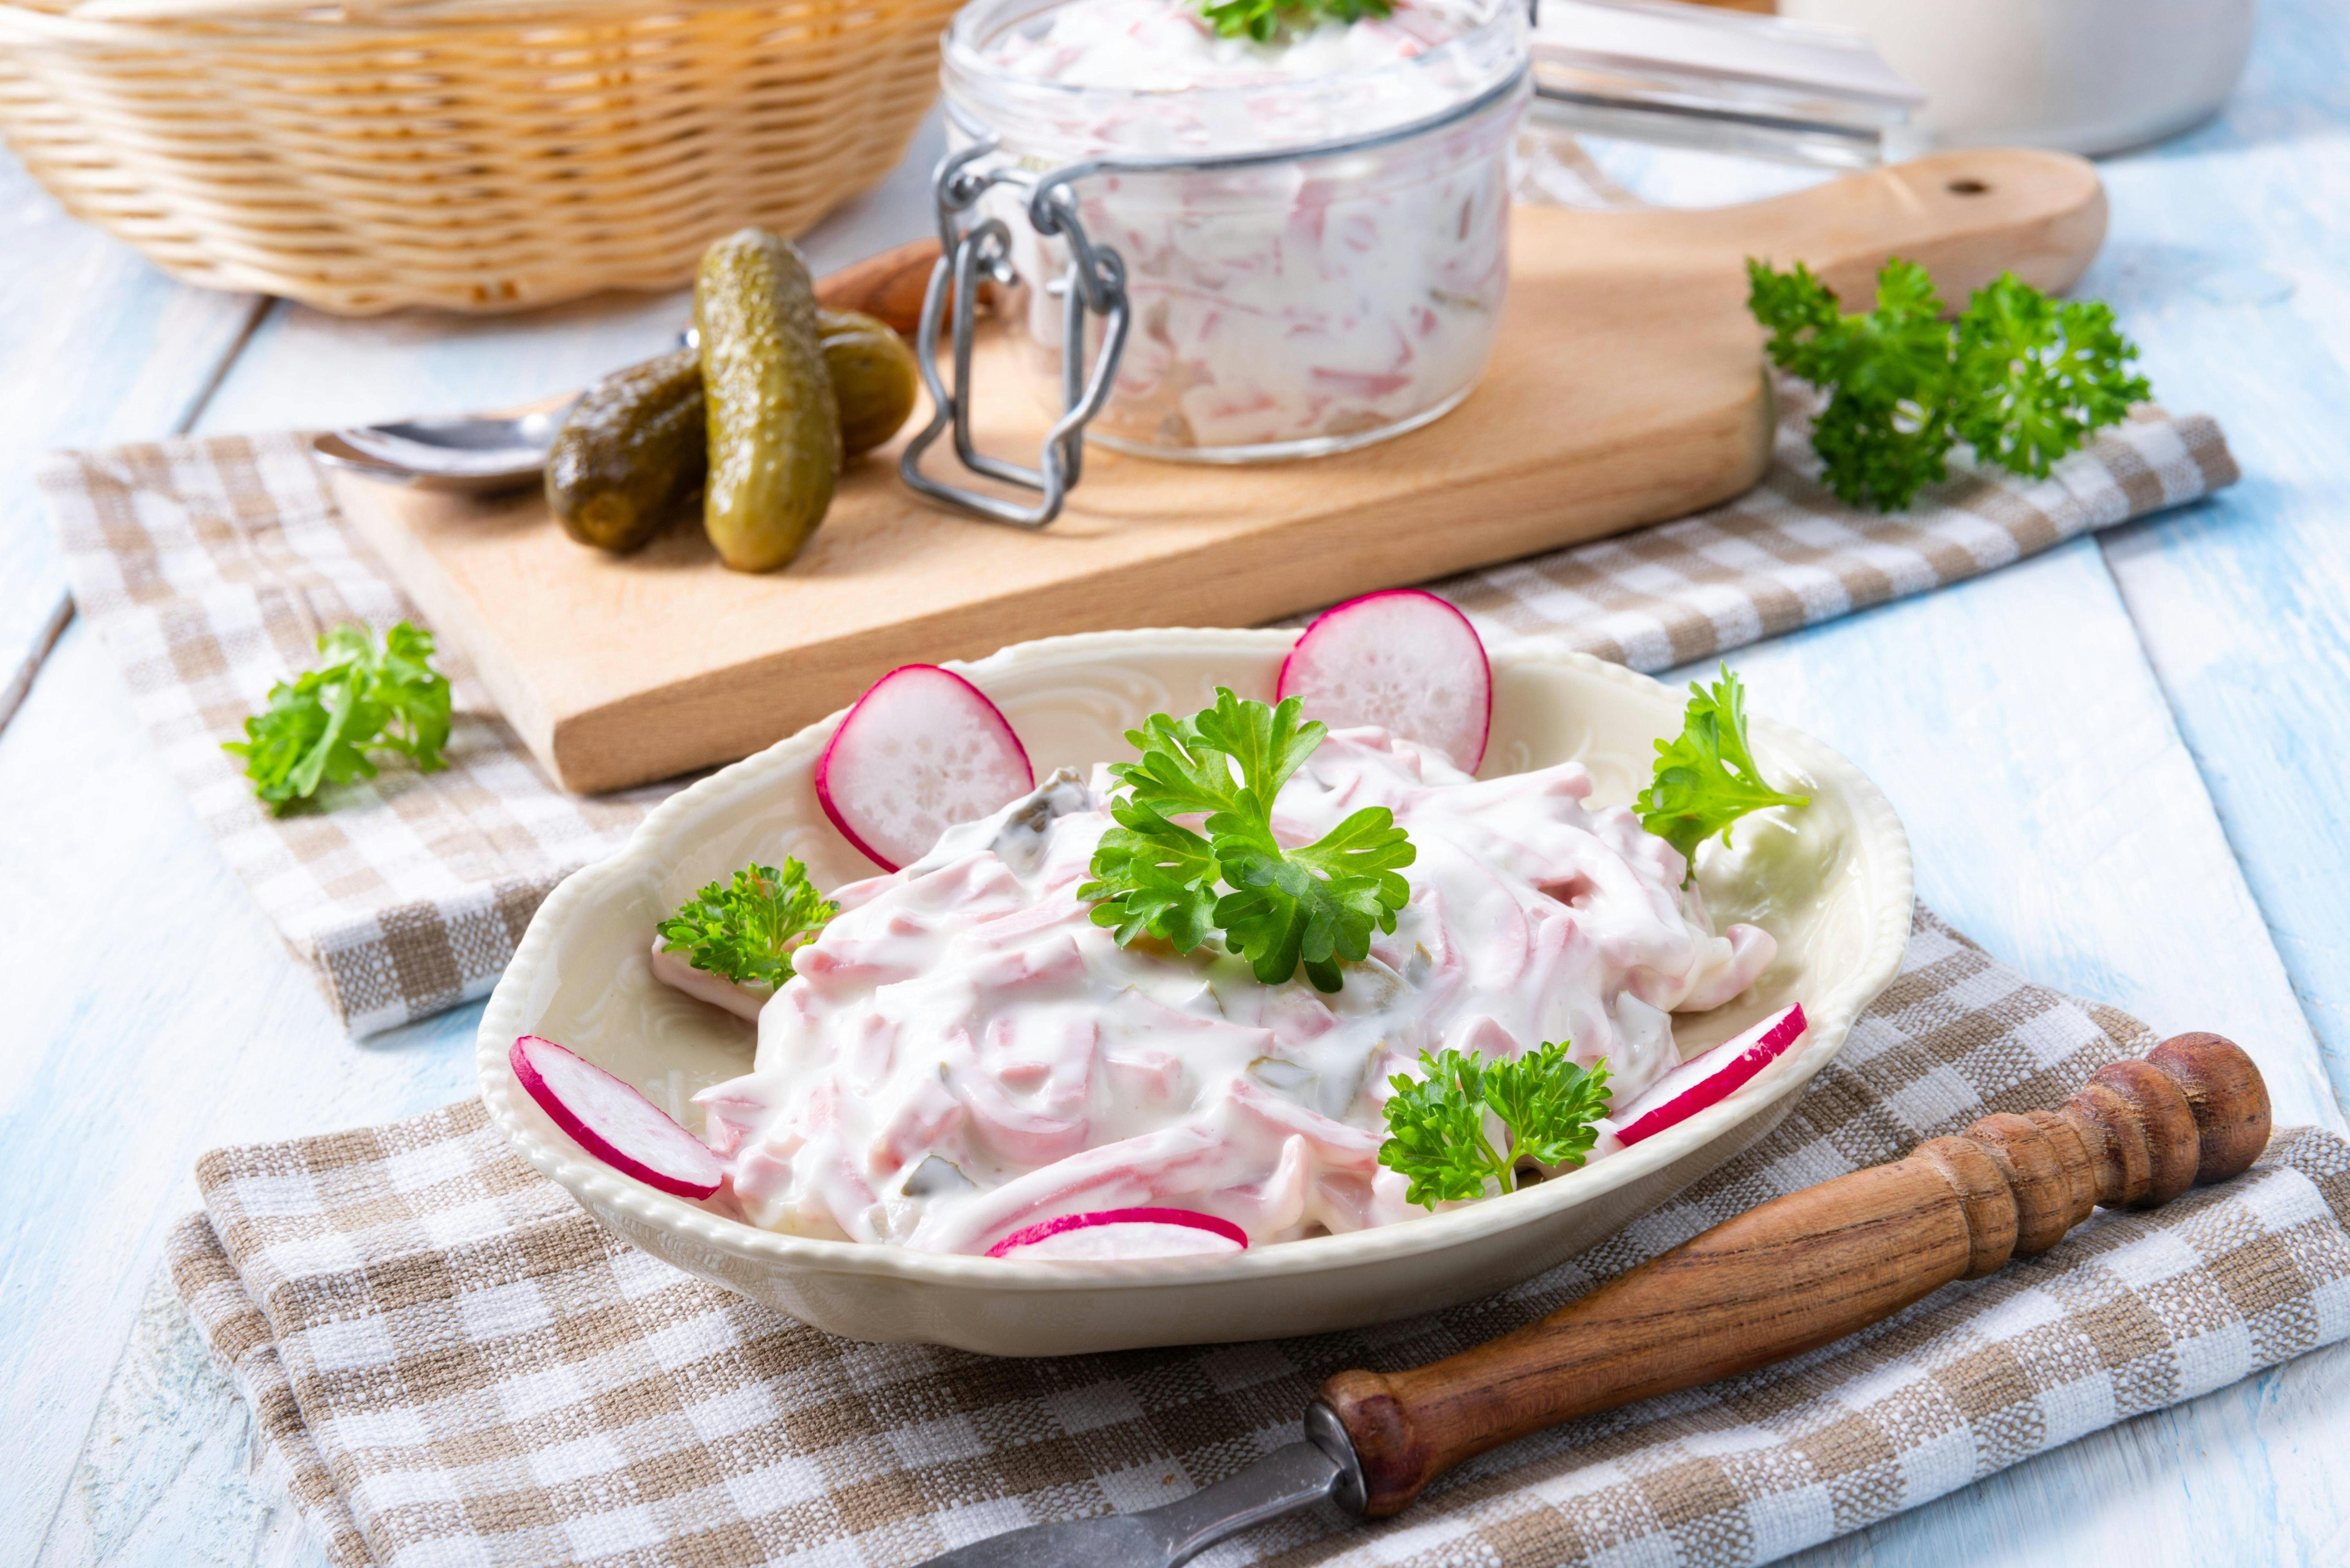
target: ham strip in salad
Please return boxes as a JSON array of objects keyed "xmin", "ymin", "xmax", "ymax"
[{"xmin": 690, "ymin": 726, "xmax": 1775, "ymax": 1255}]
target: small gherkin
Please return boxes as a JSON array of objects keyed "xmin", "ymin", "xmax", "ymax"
[{"xmin": 695, "ymin": 228, "xmax": 841, "ymax": 573}]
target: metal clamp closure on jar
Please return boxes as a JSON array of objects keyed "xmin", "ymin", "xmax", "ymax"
[
  {"xmin": 905, "ymin": 58, "xmax": 1529, "ymax": 526},
  {"xmin": 901, "ymin": 138, "xmax": 1132, "ymax": 528}
]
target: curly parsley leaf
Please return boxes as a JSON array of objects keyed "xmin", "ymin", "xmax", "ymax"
[
  {"xmin": 1482, "ymin": 1041, "xmax": 1613, "ymax": 1169},
  {"xmin": 1377, "ymin": 1043, "xmax": 1612, "ymax": 1210},
  {"xmin": 1198, "ymin": 0, "xmax": 1390, "ymax": 44},
  {"xmin": 1746, "ymin": 257, "xmax": 2149, "ymax": 511},
  {"xmin": 222, "ymin": 620, "xmax": 452, "ymax": 813},
  {"xmin": 1635, "ymin": 664, "xmax": 1809, "ymax": 877},
  {"xmin": 1748, "ymin": 257, "xmax": 1957, "ymax": 510},
  {"xmin": 1952, "ymin": 274, "xmax": 2151, "ymax": 479},
  {"xmin": 1081, "ymin": 688, "xmax": 1414, "ymax": 993},
  {"xmin": 656, "ymin": 859, "xmax": 839, "ymax": 990}
]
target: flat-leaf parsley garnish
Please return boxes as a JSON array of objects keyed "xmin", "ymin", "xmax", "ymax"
[
  {"xmin": 1634, "ymin": 665, "xmax": 1808, "ymax": 879},
  {"xmin": 1378, "ymin": 1042, "xmax": 1611, "ymax": 1209},
  {"xmin": 222, "ymin": 620, "xmax": 451, "ymax": 814},
  {"xmin": 1078, "ymin": 688, "xmax": 1415, "ymax": 993},
  {"xmin": 656, "ymin": 858, "xmax": 839, "ymax": 989}
]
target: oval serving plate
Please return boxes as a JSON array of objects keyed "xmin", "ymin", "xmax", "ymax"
[{"xmin": 480, "ymin": 628, "xmax": 1911, "ymax": 1355}]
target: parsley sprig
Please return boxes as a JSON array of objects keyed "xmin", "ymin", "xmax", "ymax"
[
  {"xmin": 1748, "ymin": 258, "xmax": 2151, "ymax": 511},
  {"xmin": 1078, "ymin": 688, "xmax": 1415, "ymax": 993},
  {"xmin": 1378, "ymin": 1043, "xmax": 1611, "ymax": 1209},
  {"xmin": 656, "ymin": 859, "xmax": 838, "ymax": 990},
  {"xmin": 1198, "ymin": 0, "xmax": 1389, "ymax": 42},
  {"xmin": 222, "ymin": 621, "xmax": 451, "ymax": 814},
  {"xmin": 1635, "ymin": 665, "xmax": 1808, "ymax": 879}
]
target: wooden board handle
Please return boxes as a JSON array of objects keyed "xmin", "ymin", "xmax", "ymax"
[
  {"xmin": 1318, "ymin": 1032, "xmax": 2270, "ymax": 1516},
  {"xmin": 813, "ymin": 237, "xmax": 944, "ymax": 337}
]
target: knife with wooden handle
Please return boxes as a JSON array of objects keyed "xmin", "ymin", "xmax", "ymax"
[{"xmin": 914, "ymin": 1031, "xmax": 2271, "ymax": 1567}]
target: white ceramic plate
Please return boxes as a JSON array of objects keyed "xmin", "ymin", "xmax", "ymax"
[{"xmin": 479, "ymin": 629, "xmax": 1911, "ymax": 1356}]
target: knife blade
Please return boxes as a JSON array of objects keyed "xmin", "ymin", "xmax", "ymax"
[
  {"xmin": 915, "ymin": 1408, "xmax": 1364, "ymax": 1568},
  {"xmin": 909, "ymin": 1033, "xmax": 2267, "ymax": 1567}
]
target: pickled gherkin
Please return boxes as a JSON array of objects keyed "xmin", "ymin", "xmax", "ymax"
[
  {"xmin": 544, "ymin": 348, "xmax": 705, "ymax": 553},
  {"xmin": 696, "ymin": 229, "xmax": 840, "ymax": 573},
  {"xmin": 817, "ymin": 308, "xmax": 919, "ymax": 459}
]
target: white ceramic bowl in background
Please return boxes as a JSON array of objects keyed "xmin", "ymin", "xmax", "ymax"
[
  {"xmin": 1783, "ymin": 0, "xmax": 2254, "ymax": 155},
  {"xmin": 479, "ymin": 629, "xmax": 1912, "ymax": 1356}
]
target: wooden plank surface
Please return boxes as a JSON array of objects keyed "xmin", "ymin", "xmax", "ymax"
[
  {"xmin": 5, "ymin": 124, "xmax": 953, "ymax": 1568},
  {"xmin": 0, "ymin": 160, "xmax": 262, "ymax": 731},
  {"xmin": 2080, "ymin": 0, "xmax": 2350, "ymax": 1111},
  {"xmin": 328, "ymin": 146, "xmax": 2105, "ymax": 793},
  {"xmin": 20, "ymin": 536, "xmax": 2339, "ymax": 1568},
  {"xmin": 1704, "ymin": 536, "xmax": 2339, "ymax": 1137},
  {"xmin": 0, "ymin": 621, "xmax": 484, "ymax": 1564},
  {"xmin": 9, "ymin": 8, "xmax": 2350, "ymax": 1563}
]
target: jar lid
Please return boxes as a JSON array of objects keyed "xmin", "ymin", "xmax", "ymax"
[{"xmin": 942, "ymin": 0, "xmax": 1529, "ymax": 165}]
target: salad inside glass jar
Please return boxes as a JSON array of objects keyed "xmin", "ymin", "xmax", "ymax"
[{"xmin": 921, "ymin": 0, "xmax": 1529, "ymax": 492}]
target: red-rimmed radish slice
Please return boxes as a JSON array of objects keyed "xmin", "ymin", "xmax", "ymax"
[
  {"xmin": 985, "ymin": 1207, "xmax": 1248, "ymax": 1260},
  {"xmin": 1278, "ymin": 589, "xmax": 1492, "ymax": 771},
  {"xmin": 510, "ymin": 1034, "xmax": 725, "ymax": 1199},
  {"xmin": 816, "ymin": 664, "xmax": 1035, "ymax": 871},
  {"xmin": 1611, "ymin": 1004, "xmax": 1808, "ymax": 1147}
]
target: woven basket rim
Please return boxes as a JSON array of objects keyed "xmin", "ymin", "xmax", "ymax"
[
  {"xmin": 0, "ymin": 0, "xmax": 921, "ymax": 46},
  {"xmin": 0, "ymin": 0, "xmax": 954, "ymax": 314}
]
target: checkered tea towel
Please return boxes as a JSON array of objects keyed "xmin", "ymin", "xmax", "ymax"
[
  {"xmin": 41, "ymin": 390, "xmax": 2238, "ymax": 1035},
  {"xmin": 166, "ymin": 906, "xmax": 2350, "ymax": 1568}
]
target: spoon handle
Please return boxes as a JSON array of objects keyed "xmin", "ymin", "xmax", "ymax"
[{"xmin": 1316, "ymin": 1032, "xmax": 2270, "ymax": 1517}]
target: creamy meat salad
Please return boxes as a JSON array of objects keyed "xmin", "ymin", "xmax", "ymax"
[
  {"xmin": 947, "ymin": 0, "xmax": 1524, "ymax": 455},
  {"xmin": 694, "ymin": 727, "xmax": 1774, "ymax": 1255},
  {"xmin": 980, "ymin": 0, "xmax": 1475, "ymax": 112}
]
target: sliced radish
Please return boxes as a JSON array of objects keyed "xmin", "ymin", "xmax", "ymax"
[
  {"xmin": 510, "ymin": 1034, "xmax": 725, "ymax": 1199},
  {"xmin": 1278, "ymin": 589, "xmax": 1492, "ymax": 771},
  {"xmin": 816, "ymin": 665, "xmax": 1035, "ymax": 871},
  {"xmin": 1610, "ymin": 1004, "xmax": 1808, "ymax": 1147},
  {"xmin": 985, "ymin": 1207, "xmax": 1248, "ymax": 1260}
]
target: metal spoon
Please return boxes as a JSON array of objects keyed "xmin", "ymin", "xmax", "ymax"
[{"xmin": 309, "ymin": 400, "xmax": 578, "ymax": 495}]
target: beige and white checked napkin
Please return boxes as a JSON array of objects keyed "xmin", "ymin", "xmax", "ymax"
[
  {"xmin": 168, "ymin": 907, "xmax": 2350, "ymax": 1568},
  {"xmin": 41, "ymin": 388, "xmax": 2238, "ymax": 1034}
]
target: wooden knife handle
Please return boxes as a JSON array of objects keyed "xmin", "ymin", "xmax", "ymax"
[{"xmin": 1318, "ymin": 1032, "xmax": 2270, "ymax": 1517}]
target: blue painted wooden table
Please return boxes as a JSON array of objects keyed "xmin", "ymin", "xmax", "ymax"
[{"xmin": 5, "ymin": 1, "xmax": 2348, "ymax": 1561}]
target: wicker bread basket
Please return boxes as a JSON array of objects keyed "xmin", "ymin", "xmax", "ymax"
[{"xmin": 0, "ymin": 0, "xmax": 960, "ymax": 314}]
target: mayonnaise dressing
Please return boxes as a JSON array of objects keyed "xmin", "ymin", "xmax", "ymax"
[
  {"xmin": 695, "ymin": 728, "xmax": 1775, "ymax": 1254},
  {"xmin": 982, "ymin": 0, "xmax": 1472, "ymax": 114}
]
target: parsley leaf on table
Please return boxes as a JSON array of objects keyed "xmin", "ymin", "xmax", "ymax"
[
  {"xmin": 1378, "ymin": 1042, "xmax": 1611, "ymax": 1209},
  {"xmin": 1635, "ymin": 664, "xmax": 1809, "ymax": 877},
  {"xmin": 1748, "ymin": 258, "xmax": 1958, "ymax": 510},
  {"xmin": 1078, "ymin": 688, "xmax": 1415, "ymax": 992},
  {"xmin": 1198, "ymin": 0, "xmax": 1390, "ymax": 43},
  {"xmin": 656, "ymin": 859, "xmax": 839, "ymax": 990},
  {"xmin": 1952, "ymin": 273, "xmax": 2152, "ymax": 479},
  {"xmin": 222, "ymin": 620, "xmax": 452, "ymax": 813},
  {"xmin": 1746, "ymin": 257, "xmax": 2150, "ymax": 511}
]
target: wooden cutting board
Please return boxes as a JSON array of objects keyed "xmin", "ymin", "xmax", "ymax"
[{"xmin": 333, "ymin": 147, "xmax": 2104, "ymax": 793}]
